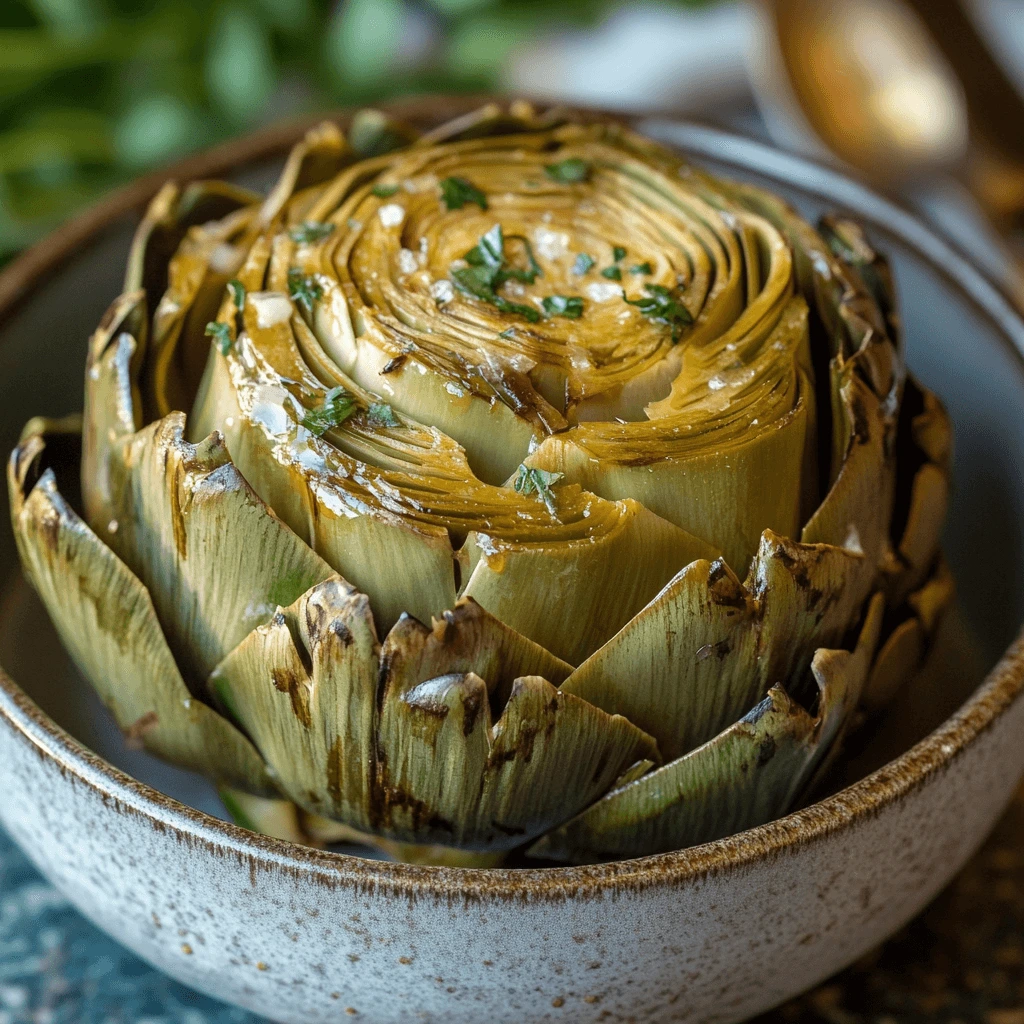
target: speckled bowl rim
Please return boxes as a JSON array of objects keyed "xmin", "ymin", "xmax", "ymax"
[{"xmin": 2, "ymin": 94, "xmax": 1023, "ymax": 902}]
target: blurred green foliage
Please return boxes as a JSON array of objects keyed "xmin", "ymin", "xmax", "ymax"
[{"xmin": 0, "ymin": 0, "xmax": 707, "ymax": 262}]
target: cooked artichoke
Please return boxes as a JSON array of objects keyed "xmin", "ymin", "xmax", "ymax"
[{"xmin": 8, "ymin": 102, "xmax": 953, "ymax": 865}]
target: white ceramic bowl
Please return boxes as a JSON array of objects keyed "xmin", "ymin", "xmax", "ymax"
[{"xmin": 1, "ymin": 98, "xmax": 1023, "ymax": 1024}]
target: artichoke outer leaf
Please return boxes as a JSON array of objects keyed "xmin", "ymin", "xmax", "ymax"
[
  {"xmin": 378, "ymin": 672, "xmax": 658, "ymax": 850},
  {"xmin": 861, "ymin": 617, "xmax": 925, "ymax": 716},
  {"xmin": 146, "ymin": 207, "xmax": 256, "ymax": 420},
  {"xmin": 801, "ymin": 371, "xmax": 892, "ymax": 614},
  {"xmin": 751, "ymin": 529, "xmax": 870, "ymax": 689},
  {"xmin": 375, "ymin": 600, "xmax": 631, "ymax": 848},
  {"xmin": 910, "ymin": 381, "xmax": 953, "ymax": 470},
  {"xmin": 562, "ymin": 527, "xmax": 876, "ymax": 765},
  {"xmin": 219, "ymin": 788, "xmax": 309, "ymax": 844},
  {"xmin": 817, "ymin": 215, "xmax": 900, "ymax": 345},
  {"xmin": 530, "ymin": 592, "xmax": 884, "ymax": 864},
  {"xmin": 463, "ymin": 500, "xmax": 719, "ymax": 666},
  {"xmin": 863, "ymin": 559, "xmax": 955, "ymax": 714},
  {"xmin": 378, "ymin": 597, "xmax": 573, "ymax": 708},
  {"xmin": 207, "ymin": 575, "xmax": 379, "ymax": 828},
  {"xmin": 299, "ymin": 812, "xmax": 506, "ymax": 867},
  {"xmin": 893, "ymin": 463, "xmax": 949, "ymax": 592},
  {"xmin": 81, "ymin": 293, "xmax": 146, "ymax": 529},
  {"xmin": 8, "ymin": 426, "xmax": 274, "ymax": 796},
  {"xmin": 211, "ymin": 587, "xmax": 639, "ymax": 850},
  {"xmin": 126, "ymin": 180, "xmax": 260, "ymax": 420},
  {"xmin": 881, "ymin": 377, "xmax": 953, "ymax": 608},
  {"xmin": 528, "ymin": 685, "xmax": 813, "ymax": 864},
  {"xmin": 106, "ymin": 412, "xmax": 335, "ymax": 684},
  {"xmin": 560, "ymin": 558, "xmax": 763, "ymax": 762}
]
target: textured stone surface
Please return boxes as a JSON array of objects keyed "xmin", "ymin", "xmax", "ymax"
[{"xmin": 0, "ymin": 824, "xmax": 257, "ymax": 1024}]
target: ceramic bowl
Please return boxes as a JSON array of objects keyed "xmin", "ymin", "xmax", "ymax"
[{"xmin": 1, "ymin": 97, "xmax": 1023, "ymax": 1024}]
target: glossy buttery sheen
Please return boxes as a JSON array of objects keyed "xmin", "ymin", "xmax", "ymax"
[{"xmin": 1, "ymin": 99, "xmax": 1023, "ymax": 1024}]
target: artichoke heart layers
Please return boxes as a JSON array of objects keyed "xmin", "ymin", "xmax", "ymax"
[{"xmin": 9, "ymin": 102, "xmax": 954, "ymax": 863}]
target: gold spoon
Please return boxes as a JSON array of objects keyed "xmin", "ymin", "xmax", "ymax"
[{"xmin": 753, "ymin": 0, "xmax": 1024, "ymax": 302}]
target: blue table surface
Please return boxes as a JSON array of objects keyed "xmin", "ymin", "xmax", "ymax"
[{"xmin": 0, "ymin": 825, "xmax": 264, "ymax": 1024}]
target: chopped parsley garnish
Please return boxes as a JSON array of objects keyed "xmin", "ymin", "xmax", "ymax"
[
  {"xmin": 367, "ymin": 401, "xmax": 399, "ymax": 427},
  {"xmin": 499, "ymin": 326, "xmax": 516, "ymax": 339},
  {"xmin": 600, "ymin": 265, "xmax": 622, "ymax": 281},
  {"xmin": 542, "ymin": 295, "xmax": 584, "ymax": 319},
  {"xmin": 451, "ymin": 265, "xmax": 540, "ymax": 322},
  {"xmin": 544, "ymin": 158, "xmax": 590, "ymax": 183},
  {"xmin": 463, "ymin": 223, "xmax": 541, "ymax": 284},
  {"xmin": 287, "ymin": 269, "xmax": 323, "ymax": 314},
  {"xmin": 514, "ymin": 465, "xmax": 564, "ymax": 515},
  {"xmin": 612, "ymin": 245, "xmax": 626, "ymax": 262},
  {"xmin": 502, "ymin": 235, "xmax": 542, "ymax": 283},
  {"xmin": 630, "ymin": 262, "xmax": 653, "ymax": 275},
  {"xmin": 227, "ymin": 279, "xmax": 246, "ymax": 310},
  {"xmin": 288, "ymin": 221, "xmax": 335, "ymax": 244},
  {"xmin": 572, "ymin": 253, "xmax": 595, "ymax": 276},
  {"xmin": 450, "ymin": 224, "xmax": 542, "ymax": 323},
  {"xmin": 302, "ymin": 386, "xmax": 358, "ymax": 436},
  {"xmin": 205, "ymin": 321, "xmax": 232, "ymax": 356},
  {"xmin": 625, "ymin": 283, "xmax": 693, "ymax": 341},
  {"xmin": 440, "ymin": 176, "xmax": 487, "ymax": 211},
  {"xmin": 371, "ymin": 183, "xmax": 400, "ymax": 198},
  {"xmin": 464, "ymin": 222, "xmax": 505, "ymax": 271}
]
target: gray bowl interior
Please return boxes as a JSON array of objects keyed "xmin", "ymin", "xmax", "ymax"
[{"xmin": 1, "ymin": 124, "xmax": 1022, "ymax": 825}]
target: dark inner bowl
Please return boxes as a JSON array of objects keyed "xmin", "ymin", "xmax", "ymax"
[{"xmin": 1, "ymin": 114, "xmax": 1022, "ymax": 834}]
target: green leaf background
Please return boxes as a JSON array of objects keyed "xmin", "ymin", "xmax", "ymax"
[{"xmin": 0, "ymin": 0, "xmax": 711, "ymax": 264}]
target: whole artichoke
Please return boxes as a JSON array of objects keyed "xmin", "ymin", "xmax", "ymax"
[{"xmin": 8, "ymin": 102, "xmax": 952, "ymax": 865}]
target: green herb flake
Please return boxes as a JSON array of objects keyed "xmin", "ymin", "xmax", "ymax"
[
  {"xmin": 465, "ymin": 224, "xmax": 541, "ymax": 285},
  {"xmin": 612, "ymin": 245, "xmax": 626, "ymax": 262},
  {"xmin": 600, "ymin": 265, "xmax": 622, "ymax": 281},
  {"xmin": 451, "ymin": 224, "xmax": 543, "ymax": 322},
  {"xmin": 544, "ymin": 158, "xmax": 590, "ymax": 184},
  {"xmin": 451, "ymin": 264, "xmax": 499, "ymax": 301},
  {"xmin": 302, "ymin": 386, "xmax": 358, "ymax": 437},
  {"xmin": 630, "ymin": 262, "xmax": 653, "ymax": 275},
  {"xmin": 464, "ymin": 222, "xmax": 505, "ymax": 270},
  {"xmin": 367, "ymin": 401, "xmax": 399, "ymax": 427},
  {"xmin": 624, "ymin": 283, "xmax": 694, "ymax": 341},
  {"xmin": 205, "ymin": 321, "xmax": 233, "ymax": 356},
  {"xmin": 288, "ymin": 221, "xmax": 335, "ymax": 244},
  {"xmin": 513, "ymin": 465, "xmax": 565, "ymax": 516},
  {"xmin": 499, "ymin": 327, "xmax": 516, "ymax": 339},
  {"xmin": 440, "ymin": 176, "xmax": 487, "ymax": 211},
  {"xmin": 450, "ymin": 268, "xmax": 541, "ymax": 322},
  {"xmin": 502, "ymin": 235, "xmax": 542, "ymax": 284},
  {"xmin": 542, "ymin": 295, "xmax": 584, "ymax": 319},
  {"xmin": 371, "ymin": 183, "xmax": 400, "ymax": 198},
  {"xmin": 288, "ymin": 269, "xmax": 323, "ymax": 314},
  {"xmin": 572, "ymin": 253, "xmax": 595, "ymax": 276},
  {"xmin": 227, "ymin": 279, "xmax": 246, "ymax": 310}
]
